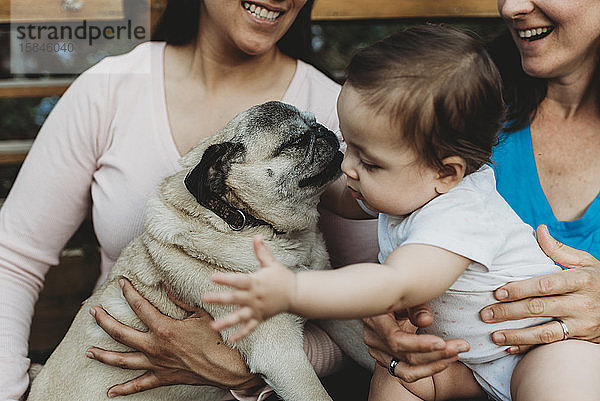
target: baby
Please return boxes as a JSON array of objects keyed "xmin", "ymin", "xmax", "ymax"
[{"xmin": 203, "ymin": 25, "xmax": 599, "ymax": 401}]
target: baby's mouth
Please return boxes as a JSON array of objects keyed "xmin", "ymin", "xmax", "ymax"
[
  {"xmin": 517, "ymin": 26, "xmax": 554, "ymax": 42},
  {"xmin": 241, "ymin": 1, "xmax": 284, "ymax": 22},
  {"xmin": 348, "ymin": 187, "xmax": 364, "ymax": 201}
]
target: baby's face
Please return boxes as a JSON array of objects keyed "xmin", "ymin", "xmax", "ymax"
[{"xmin": 336, "ymin": 85, "xmax": 440, "ymax": 217}]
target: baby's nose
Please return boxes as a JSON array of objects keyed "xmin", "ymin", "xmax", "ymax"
[{"xmin": 341, "ymin": 154, "xmax": 358, "ymax": 180}]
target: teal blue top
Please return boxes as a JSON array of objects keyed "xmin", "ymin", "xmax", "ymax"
[{"xmin": 491, "ymin": 125, "xmax": 600, "ymax": 261}]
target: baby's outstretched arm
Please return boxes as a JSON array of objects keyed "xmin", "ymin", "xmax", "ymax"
[
  {"xmin": 204, "ymin": 236, "xmax": 472, "ymax": 342},
  {"xmin": 202, "ymin": 235, "xmax": 297, "ymax": 342}
]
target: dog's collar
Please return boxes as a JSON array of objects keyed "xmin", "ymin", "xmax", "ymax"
[{"xmin": 203, "ymin": 196, "xmax": 283, "ymax": 234}]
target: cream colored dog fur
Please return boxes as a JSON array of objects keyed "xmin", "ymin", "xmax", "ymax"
[{"xmin": 28, "ymin": 102, "xmax": 373, "ymax": 401}]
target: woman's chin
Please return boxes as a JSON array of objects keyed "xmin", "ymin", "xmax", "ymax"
[
  {"xmin": 521, "ymin": 61, "xmax": 556, "ymax": 79},
  {"xmin": 233, "ymin": 34, "xmax": 281, "ymax": 56}
]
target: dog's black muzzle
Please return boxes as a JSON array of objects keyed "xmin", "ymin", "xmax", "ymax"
[
  {"xmin": 298, "ymin": 126, "xmax": 343, "ymax": 188},
  {"xmin": 317, "ymin": 125, "xmax": 340, "ymax": 149}
]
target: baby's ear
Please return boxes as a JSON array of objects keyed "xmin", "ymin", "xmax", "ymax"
[{"xmin": 435, "ymin": 156, "xmax": 466, "ymax": 194}]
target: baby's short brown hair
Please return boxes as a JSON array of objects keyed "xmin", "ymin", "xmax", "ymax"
[{"xmin": 345, "ymin": 24, "xmax": 506, "ymax": 175}]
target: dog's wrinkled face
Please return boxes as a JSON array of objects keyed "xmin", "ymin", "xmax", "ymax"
[{"xmin": 182, "ymin": 101, "xmax": 343, "ymax": 231}]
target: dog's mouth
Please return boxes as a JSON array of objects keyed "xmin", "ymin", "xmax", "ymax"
[{"xmin": 298, "ymin": 151, "xmax": 343, "ymax": 188}]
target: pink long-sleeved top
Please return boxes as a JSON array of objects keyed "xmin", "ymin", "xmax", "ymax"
[{"xmin": 0, "ymin": 42, "xmax": 378, "ymax": 400}]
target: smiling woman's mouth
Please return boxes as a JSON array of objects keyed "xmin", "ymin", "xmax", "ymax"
[
  {"xmin": 517, "ymin": 26, "xmax": 554, "ymax": 42},
  {"xmin": 242, "ymin": 1, "xmax": 284, "ymax": 22}
]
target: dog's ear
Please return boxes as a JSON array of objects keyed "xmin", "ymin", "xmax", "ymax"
[{"xmin": 185, "ymin": 142, "xmax": 245, "ymax": 203}]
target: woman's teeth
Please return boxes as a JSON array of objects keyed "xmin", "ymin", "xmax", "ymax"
[
  {"xmin": 517, "ymin": 26, "xmax": 554, "ymax": 41},
  {"xmin": 242, "ymin": 2, "xmax": 281, "ymax": 21}
]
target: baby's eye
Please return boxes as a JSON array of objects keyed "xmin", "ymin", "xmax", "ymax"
[{"xmin": 360, "ymin": 160, "xmax": 379, "ymax": 171}]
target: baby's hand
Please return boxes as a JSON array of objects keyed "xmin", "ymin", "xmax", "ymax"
[{"xmin": 202, "ymin": 235, "xmax": 297, "ymax": 343}]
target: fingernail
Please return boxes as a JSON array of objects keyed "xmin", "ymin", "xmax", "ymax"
[
  {"xmin": 496, "ymin": 289, "xmax": 508, "ymax": 300},
  {"xmin": 507, "ymin": 346, "xmax": 519, "ymax": 354},
  {"xmin": 89, "ymin": 307, "xmax": 96, "ymax": 317},
  {"xmin": 457, "ymin": 343, "xmax": 469, "ymax": 352},
  {"xmin": 432, "ymin": 342, "xmax": 446, "ymax": 351},
  {"xmin": 480, "ymin": 309, "xmax": 493, "ymax": 322},
  {"xmin": 492, "ymin": 332, "xmax": 506, "ymax": 344},
  {"xmin": 86, "ymin": 350, "xmax": 95, "ymax": 359},
  {"xmin": 119, "ymin": 279, "xmax": 125, "ymax": 288},
  {"xmin": 107, "ymin": 390, "xmax": 116, "ymax": 398}
]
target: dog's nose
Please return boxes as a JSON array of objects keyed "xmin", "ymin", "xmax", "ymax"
[
  {"xmin": 316, "ymin": 125, "xmax": 332, "ymax": 138},
  {"xmin": 315, "ymin": 126, "xmax": 339, "ymax": 148}
]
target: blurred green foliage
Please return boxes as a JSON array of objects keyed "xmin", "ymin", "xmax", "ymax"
[
  {"xmin": 312, "ymin": 19, "xmax": 507, "ymax": 79},
  {"xmin": 0, "ymin": 97, "xmax": 41, "ymax": 140}
]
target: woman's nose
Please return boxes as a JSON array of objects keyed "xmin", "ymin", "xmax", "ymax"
[{"xmin": 497, "ymin": 0, "xmax": 535, "ymax": 20}]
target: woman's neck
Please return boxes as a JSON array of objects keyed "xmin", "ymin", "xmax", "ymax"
[
  {"xmin": 167, "ymin": 35, "xmax": 294, "ymax": 96},
  {"xmin": 543, "ymin": 60, "xmax": 599, "ymax": 120},
  {"xmin": 161, "ymin": 29, "xmax": 298, "ymax": 155}
]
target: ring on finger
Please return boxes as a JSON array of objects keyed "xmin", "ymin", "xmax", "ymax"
[
  {"xmin": 388, "ymin": 358, "xmax": 400, "ymax": 378},
  {"xmin": 555, "ymin": 318, "xmax": 569, "ymax": 340}
]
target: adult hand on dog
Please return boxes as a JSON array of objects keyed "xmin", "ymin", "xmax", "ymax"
[
  {"xmin": 363, "ymin": 307, "xmax": 469, "ymax": 383},
  {"xmin": 480, "ymin": 225, "xmax": 600, "ymax": 353},
  {"xmin": 87, "ymin": 279, "xmax": 262, "ymax": 397}
]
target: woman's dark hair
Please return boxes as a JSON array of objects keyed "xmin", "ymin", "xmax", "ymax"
[
  {"xmin": 345, "ymin": 24, "xmax": 506, "ymax": 176},
  {"xmin": 152, "ymin": 0, "xmax": 314, "ymax": 62},
  {"xmin": 485, "ymin": 29, "xmax": 547, "ymax": 132}
]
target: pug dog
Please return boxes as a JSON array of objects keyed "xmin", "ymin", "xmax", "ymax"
[{"xmin": 28, "ymin": 101, "xmax": 373, "ymax": 401}]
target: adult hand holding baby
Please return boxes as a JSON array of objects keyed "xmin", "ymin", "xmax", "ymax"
[
  {"xmin": 370, "ymin": 225, "xmax": 600, "ymax": 384},
  {"xmin": 480, "ymin": 225, "xmax": 600, "ymax": 353},
  {"xmin": 362, "ymin": 308, "xmax": 470, "ymax": 383}
]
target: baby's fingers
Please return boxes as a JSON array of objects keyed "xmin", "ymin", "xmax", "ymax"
[
  {"xmin": 210, "ymin": 307, "xmax": 254, "ymax": 331},
  {"xmin": 228, "ymin": 319, "xmax": 260, "ymax": 343},
  {"xmin": 253, "ymin": 235, "xmax": 278, "ymax": 267},
  {"xmin": 210, "ymin": 272, "xmax": 252, "ymax": 289},
  {"xmin": 202, "ymin": 289, "xmax": 250, "ymax": 306}
]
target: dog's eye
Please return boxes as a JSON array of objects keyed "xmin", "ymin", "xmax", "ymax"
[
  {"xmin": 289, "ymin": 136, "xmax": 309, "ymax": 147},
  {"xmin": 273, "ymin": 135, "xmax": 310, "ymax": 156}
]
